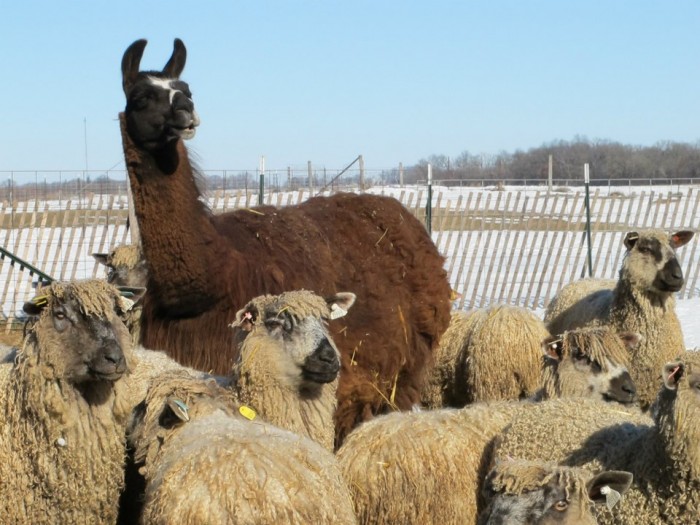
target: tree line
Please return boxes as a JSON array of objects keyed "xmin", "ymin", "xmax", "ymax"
[{"xmin": 392, "ymin": 137, "xmax": 700, "ymax": 185}]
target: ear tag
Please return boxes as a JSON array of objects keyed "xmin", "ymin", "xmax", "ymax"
[
  {"xmin": 167, "ymin": 398, "xmax": 190, "ymax": 422},
  {"xmin": 120, "ymin": 297, "xmax": 136, "ymax": 312},
  {"xmin": 330, "ymin": 303, "xmax": 348, "ymax": 320},
  {"xmin": 239, "ymin": 405, "xmax": 257, "ymax": 420},
  {"xmin": 33, "ymin": 295, "xmax": 48, "ymax": 306},
  {"xmin": 600, "ymin": 485, "xmax": 622, "ymax": 510}
]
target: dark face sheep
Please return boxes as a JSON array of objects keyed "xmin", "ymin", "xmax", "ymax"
[
  {"xmin": 232, "ymin": 291, "xmax": 356, "ymax": 392},
  {"xmin": 93, "ymin": 245, "xmax": 148, "ymax": 289},
  {"xmin": 542, "ymin": 327, "xmax": 639, "ymax": 405},
  {"xmin": 621, "ymin": 230, "xmax": 693, "ymax": 296},
  {"xmin": 23, "ymin": 280, "xmax": 144, "ymax": 385},
  {"xmin": 479, "ymin": 461, "xmax": 633, "ymax": 525}
]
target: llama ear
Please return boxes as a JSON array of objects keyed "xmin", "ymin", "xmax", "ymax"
[
  {"xmin": 671, "ymin": 230, "xmax": 694, "ymax": 249},
  {"xmin": 327, "ymin": 292, "xmax": 356, "ymax": 320},
  {"xmin": 163, "ymin": 38, "xmax": 187, "ymax": 79},
  {"xmin": 542, "ymin": 336, "xmax": 563, "ymax": 361},
  {"xmin": 663, "ymin": 361, "xmax": 685, "ymax": 390},
  {"xmin": 623, "ymin": 231, "xmax": 639, "ymax": 251},
  {"xmin": 121, "ymin": 39, "xmax": 148, "ymax": 95},
  {"xmin": 92, "ymin": 253, "xmax": 110, "ymax": 266},
  {"xmin": 618, "ymin": 332, "xmax": 642, "ymax": 350}
]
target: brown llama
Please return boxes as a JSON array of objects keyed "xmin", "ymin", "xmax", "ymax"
[{"xmin": 119, "ymin": 38, "xmax": 452, "ymax": 446}]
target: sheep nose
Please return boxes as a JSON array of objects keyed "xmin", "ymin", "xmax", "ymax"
[
  {"xmin": 622, "ymin": 380, "xmax": 636, "ymax": 398},
  {"xmin": 315, "ymin": 339, "xmax": 337, "ymax": 363}
]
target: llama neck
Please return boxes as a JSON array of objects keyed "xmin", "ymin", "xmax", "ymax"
[
  {"xmin": 233, "ymin": 343, "xmax": 337, "ymax": 451},
  {"xmin": 120, "ymin": 113, "xmax": 227, "ymax": 313}
]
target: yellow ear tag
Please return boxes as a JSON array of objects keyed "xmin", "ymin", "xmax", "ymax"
[{"xmin": 239, "ymin": 406, "xmax": 257, "ymax": 421}]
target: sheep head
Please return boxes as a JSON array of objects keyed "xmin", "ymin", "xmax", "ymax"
[
  {"xmin": 231, "ymin": 290, "xmax": 356, "ymax": 390},
  {"xmin": 655, "ymin": 352, "xmax": 700, "ymax": 475},
  {"xmin": 22, "ymin": 280, "xmax": 144, "ymax": 385},
  {"xmin": 127, "ymin": 371, "xmax": 238, "ymax": 468},
  {"xmin": 621, "ymin": 229, "xmax": 694, "ymax": 296},
  {"xmin": 480, "ymin": 459, "xmax": 633, "ymax": 525},
  {"xmin": 93, "ymin": 244, "xmax": 148, "ymax": 288},
  {"xmin": 542, "ymin": 327, "xmax": 638, "ymax": 405}
]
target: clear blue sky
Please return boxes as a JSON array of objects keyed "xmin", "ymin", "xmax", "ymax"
[{"xmin": 2, "ymin": 1, "xmax": 699, "ymax": 174}]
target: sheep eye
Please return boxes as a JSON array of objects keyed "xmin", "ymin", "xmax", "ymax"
[
  {"xmin": 554, "ymin": 500, "xmax": 568, "ymax": 512},
  {"xmin": 638, "ymin": 246, "xmax": 652, "ymax": 255}
]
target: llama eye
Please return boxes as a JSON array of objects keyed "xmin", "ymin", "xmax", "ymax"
[{"xmin": 554, "ymin": 500, "xmax": 568, "ymax": 511}]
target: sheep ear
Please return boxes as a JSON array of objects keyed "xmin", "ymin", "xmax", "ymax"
[
  {"xmin": 117, "ymin": 287, "xmax": 146, "ymax": 312},
  {"xmin": 587, "ymin": 470, "xmax": 633, "ymax": 508},
  {"xmin": 663, "ymin": 361, "xmax": 685, "ymax": 390},
  {"xmin": 92, "ymin": 253, "xmax": 110, "ymax": 266},
  {"xmin": 23, "ymin": 295, "xmax": 50, "ymax": 316},
  {"xmin": 160, "ymin": 396, "xmax": 190, "ymax": 429},
  {"xmin": 231, "ymin": 306, "xmax": 257, "ymax": 331},
  {"xmin": 671, "ymin": 230, "xmax": 694, "ymax": 249},
  {"xmin": 327, "ymin": 292, "xmax": 356, "ymax": 320},
  {"xmin": 623, "ymin": 231, "xmax": 640, "ymax": 251},
  {"xmin": 542, "ymin": 336, "xmax": 563, "ymax": 361},
  {"xmin": 618, "ymin": 332, "xmax": 642, "ymax": 350}
]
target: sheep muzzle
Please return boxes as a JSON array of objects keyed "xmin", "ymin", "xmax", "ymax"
[{"xmin": 301, "ymin": 340, "xmax": 340, "ymax": 384}]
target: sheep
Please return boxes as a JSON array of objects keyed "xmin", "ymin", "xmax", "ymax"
[
  {"xmin": 0, "ymin": 279, "xmax": 142, "ymax": 525},
  {"xmin": 336, "ymin": 326, "xmax": 641, "ymax": 525},
  {"xmin": 422, "ymin": 305, "xmax": 550, "ymax": 408},
  {"xmin": 493, "ymin": 351, "xmax": 700, "ymax": 524},
  {"xmin": 478, "ymin": 459, "xmax": 633, "ymax": 525},
  {"xmin": 531, "ymin": 327, "xmax": 638, "ymax": 403},
  {"xmin": 94, "ymin": 244, "xmax": 146, "ymax": 343},
  {"xmin": 544, "ymin": 229, "xmax": 694, "ymax": 409},
  {"xmin": 126, "ymin": 370, "xmax": 358, "ymax": 525},
  {"xmin": 228, "ymin": 289, "xmax": 356, "ymax": 451}
]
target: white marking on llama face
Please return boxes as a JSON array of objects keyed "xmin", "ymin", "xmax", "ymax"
[{"xmin": 146, "ymin": 76, "xmax": 185, "ymax": 105}]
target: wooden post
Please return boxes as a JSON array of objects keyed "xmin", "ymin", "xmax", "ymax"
[
  {"xmin": 425, "ymin": 164, "xmax": 433, "ymax": 235},
  {"xmin": 548, "ymin": 154, "xmax": 553, "ymax": 192},
  {"xmin": 399, "ymin": 162, "xmax": 404, "ymax": 186}
]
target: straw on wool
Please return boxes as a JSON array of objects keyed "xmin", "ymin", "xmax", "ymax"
[{"xmin": 108, "ymin": 244, "xmax": 142, "ymax": 269}]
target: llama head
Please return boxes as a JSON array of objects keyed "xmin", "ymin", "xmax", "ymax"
[{"xmin": 121, "ymin": 38, "xmax": 200, "ymax": 151}]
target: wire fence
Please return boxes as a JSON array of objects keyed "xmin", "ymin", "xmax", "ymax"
[{"xmin": 1, "ymin": 180, "xmax": 699, "ymax": 329}]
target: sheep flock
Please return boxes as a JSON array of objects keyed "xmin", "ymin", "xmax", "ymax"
[
  {"xmin": 5, "ymin": 219, "xmax": 684, "ymax": 525},
  {"xmin": 3, "ymin": 224, "xmax": 698, "ymax": 524}
]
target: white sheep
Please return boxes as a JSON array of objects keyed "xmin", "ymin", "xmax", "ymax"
[
  {"xmin": 127, "ymin": 370, "xmax": 358, "ymax": 525},
  {"xmin": 478, "ymin": 459, "xmax": 633, "ymax": 525},
  {"xmin": 336, "ymin": 326, "xmax": 642, "ymax": 525},
  {"xmin": 544, "ymin": 229, "xmax": 694, "ymax": 409},
  {"xmin": 228, "ymin": 289, "xmax": 356, "ymax": 451},
  {"xmin": 422, "ymin": 305, "xmax": 550, "ymax": 408},
  {"xmin": 493, "ymin": 351, "xmax": 700, "ymax": 524},
  {"xmin": 0, "ymin": 279, "xmax": 142, "ymax": 524}
]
